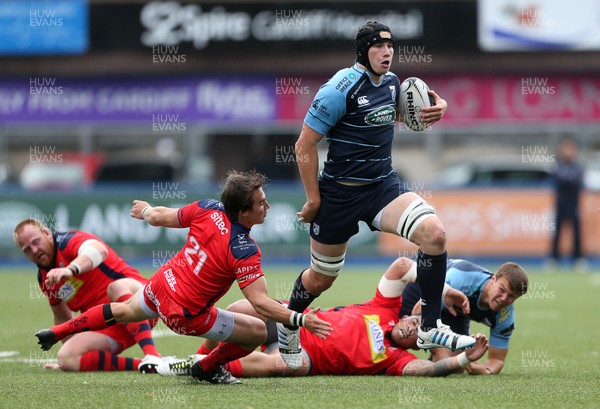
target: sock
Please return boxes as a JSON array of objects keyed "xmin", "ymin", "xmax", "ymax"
[
  {"xmin": 52, "ymin": 304, "xmax": 116, "ymax": 341},
  {"xmin": 116, "ymin": 294, "xmax": 160, "ymax": 357},
  {"xmin": 196, "ymin": 344, "xmax": 212, "ymax": 355},
  {"xmin": 416, "ymin": 250, "xmax": 447, "ymax": 330},
  {"xmin": 285, "ymin": 271, "xmax": 318, "ymax": 330},
  {"xmin": 199, "ymin": 342, "xmax": 252, "ymax": 373},
  {"xmin": 79, "ymin": 350, "xmax": 141, "ymax": 372},
  {"xmin": 223, "ymin": 359, "xmax": 243, "ymax": 377}
]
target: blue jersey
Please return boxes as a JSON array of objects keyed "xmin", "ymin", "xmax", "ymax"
[
  {"xmin": 304, "ymin": 64, "xmax": 400, "ymax": 183},
  {"xmin": 445, "ymin": 259, "xmax": 516, "ymax": 349}
]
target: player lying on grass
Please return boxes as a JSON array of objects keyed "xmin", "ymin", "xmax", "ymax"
[
  {"xmin": 156, "ymin": 257, "xmax": 487, "ymax": 378},
  {"xmin": 14, "ymin": 219, "xmax": 162, "ymax": 373},
  {"xmin": 34, "ymin": 170, "xmax": 331, "ymax": 384},
  {"xmin": 399, "ymin": 257, "xmax": 528, "ymax": 375}
]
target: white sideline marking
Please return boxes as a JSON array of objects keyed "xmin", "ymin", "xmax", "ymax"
[{"xmin": 0, "ymin": 351, "xmax": 19, "ymax": 358}]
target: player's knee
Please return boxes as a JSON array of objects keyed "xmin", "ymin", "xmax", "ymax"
[
  {"xmin": 310, "ymin": 249, "xmax": 345, "ymax": 277},
  {"xmin": 226, "ymin": 299, "xmax": 255, "ymax": 315},
  {"xmin": 56, "ymin": 349, "xmax": 78, "ymax": 371},
  {"xmin": 424, "ymin": 224, "xmax": 446, "ymax": 252},
  {"xmin": 249, "ymin": 319, "xmax": 268, "ymax": 346},
  {"xmin": 396, "ymin": 199, "xmax": 436, "ymax": 240}
]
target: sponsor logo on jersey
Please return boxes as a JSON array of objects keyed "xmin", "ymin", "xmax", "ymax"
[
  {"xmin": 57, "ymin": 277, "xmax": 84, "ymax": 302},
  {"xmin": 364, "ymin": 106, "xmax": 395, "ymax": 126},
  {"xmin": 236, "ymin": 272, "xmax": 262, "ymax": 285},
  {"xmin": 363, "ymin": 314, "xmax": 387, "ymax": 364},
  {"xmin": 312, "ymin": 99, "xmax": 320, "ymax": 109},
  {"xmin": 498, "ymin": 306, "xmax": 511, "ymax": 323},
  {"xmin": 163, "ymin": 268, "xmax": 177, "ymax": 293},
  {"xmin": 235, "ymin": 265, "xmax": 260, "ymax": 275},
  {"xmin": 357, "ymin": 95, "xmax": 370, "ymax": 107},
  {"xmin": 335, "ymin": 75, "xmax": 354, "ymax": 93},
  {"xmin": 210, "ymin": 211, "xmax": 229, "ymax": 235},
  {"xmin": 312, "ymin": 223, "xmax": 320, "ymax": 236}
]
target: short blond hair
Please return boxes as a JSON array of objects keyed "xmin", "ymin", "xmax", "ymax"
[{"xmin": 13, "ymin": 219, "xmax": 47, "ymax": 245}]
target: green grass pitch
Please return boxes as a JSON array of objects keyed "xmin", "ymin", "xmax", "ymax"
[{"xmin": 1, "ymin": 265, "xmax": 599, "ymax": 409}]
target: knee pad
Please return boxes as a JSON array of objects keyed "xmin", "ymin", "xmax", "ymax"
[
  {"xmin": 396, "ymin": 199, "xmax": 436, "ymax": 240},
  {"xmin": 310, "ymin": 249, "xmax": 345, "ymax": 276}
]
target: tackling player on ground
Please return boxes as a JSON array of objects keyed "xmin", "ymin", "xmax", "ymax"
[
  {"xmin": 279, "ymin": 20, "xmax": 475, "ymax": 368},
  {"xmin": 34, "ymin": 170, "xmax": 331, "ymax": 384},
  {"xmin": 156, "ymin": 257, "xmax": 487, "ymax": 378},
  {"xmin": 14, "ymin": 219, "xmax": 162, "ymax": 373},
  {"xmin": 400, "ymin": 257, "xmax": 528, "ymax": 374}
]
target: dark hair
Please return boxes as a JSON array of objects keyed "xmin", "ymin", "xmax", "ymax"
[
  {"xmin": 495, "ymin": 262, "xmax": 529, "ymax": 295},
  {"xmin": 220, "ymin": 169, "xmax": 267, "ymax": 221}
]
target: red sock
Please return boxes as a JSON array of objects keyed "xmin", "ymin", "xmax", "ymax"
[
  {"xmin": 116, "ymin": 294, "xmax": 160, "ymax": 357},
  {"xmin": 79, "ymin": 350, "xmax": 141, "ymax": 372},
  {"xmin": 52, "ymin": 304, "xmax": 116, "ymax": 341},
  {"xmin": 196, "ymin": 344, "xmax": 212, "ymax": 355},
  {"xmin": 200, "ymin": 342, "xmax": 252, "ymax": 373},
  {"xmin": 223, "ymin": 359, "xmax": 243, "ymax": 377}
]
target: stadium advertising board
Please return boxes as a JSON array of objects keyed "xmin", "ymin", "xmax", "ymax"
[
  {"xmin": 0, "ymin": 77, "xmax": 276, "ymax": 123},
  {"xmin": 90, "ymin": 1, "xmax": 476, "ymax": 52},
  {"xmin": 379, "ymin": 190, "xmax": 600, "ymax": 257},
  {"xmin": 0, "ymin": 0, "xmax": 88, "ymax": 55},
  {"xmin": 2, "ymin": 75, "xmax": 600, "ymax": 125},
  {"xmin": 279, "ymin": 75, "xmax": 600, "ymax": 126},
  {"xmin": 478, "ymin": 0, "xmax": 600, "ymax": 51},
  {"xmin": 1, "ymin": 189, "xmax": 598, "ymax": 259}
]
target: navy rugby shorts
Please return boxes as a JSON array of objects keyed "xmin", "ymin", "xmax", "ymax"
[{"xmin": 309, "ymin": 174, "xmax": 409, "ymax": 245}]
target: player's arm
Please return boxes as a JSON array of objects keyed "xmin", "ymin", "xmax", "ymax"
[
  {"xmin": 131, "ymin": 199, "xmax": 182, "ymax": 228},
  {"xmin": 465, "ymin": 346, "xmax": 507, "ymax": 375},
  {"xmin": 295, "ymin": 123, "xmax": 325, "ymax": 223},
  {"xmin": 402, "ymin": 334, "xmax": 488, "ymax": 377},
  {"xmin": 45, "ymin": 239, "xmax": 109, "ymax": 285},
  {"xmin": 240, "ymin": 276, "xmax": 331, "ymax": 339}
]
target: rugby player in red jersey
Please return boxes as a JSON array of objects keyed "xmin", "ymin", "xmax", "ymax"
[
  {"xmin": 34, "ymin": 170, "xmax": 332, "ymax": 384},
  {"xmin": 158, "ymin": 256, "xmax": 487, "ymax": 378},
  {"xmin": 14, "ymin": 219, "xmax": 161, "ymax": 373}
]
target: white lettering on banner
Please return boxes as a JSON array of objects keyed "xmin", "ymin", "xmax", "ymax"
[
  {"xmin": 27, "ymin": 91, "xmax": 94, "ymax": 115},
  {"xmin": 96, "ymin": 87, "xmax": 191, "ymax": 114},
  {"xmin": 0, "ymin": 90, "xmax": 26, "ymax": 114},
  {"xmin": 437, "ymin": 203, "xmax": 554, "ymax": 242},
  {"xmin": 79, "ymin": 204, "xmax": 162, "ymax": 243},
  {"xmin": 196, "ymin": 82, "xmax": 274, "ymax": 119},
  {"xmin": 140, "ymin": 2, "xmax": 422, "ymax": 49}
]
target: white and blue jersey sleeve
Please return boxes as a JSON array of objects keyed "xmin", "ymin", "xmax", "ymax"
[{"xmin": 304, "ymin": 68, "xmax": 353, "ymax": 135}]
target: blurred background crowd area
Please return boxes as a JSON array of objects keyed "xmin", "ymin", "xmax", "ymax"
[{"xmin": 1, "ymin": 0, "xmax": 599, "ymax": 265}]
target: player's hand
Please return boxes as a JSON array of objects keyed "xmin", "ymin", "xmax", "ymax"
[
  {"xmin": 44, "ymin": 267, "xmax": 74, "ymax": 286},
  {"xmin": 420, "ymin": 90, "xmax": 447, "ymax": 125},
  {"xmin": 297, "ymin": 200, "xmax": 321, "ymax": 224},
  {"xmin": 465, "ymin": 333, "xmax": 488, "ymax": 362},
  {"xmin": 444, "ymin": 287, "xmax": 470, "ymax": 316},
  {"xmin": 131, "ymin": 200, "xmax": 150, "ymax": 220},
  {"xmin": 302, "ymin": 307, "xmax": 332, "ymax": 339}
]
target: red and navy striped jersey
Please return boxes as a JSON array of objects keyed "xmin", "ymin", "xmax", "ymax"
[
  {"xmin": 154, "ymin": 199, "xmax": 264, "ymax": 316},
  {"xmin": 37, "ymin": 230, "xmax": 146, "ymax": 312}
]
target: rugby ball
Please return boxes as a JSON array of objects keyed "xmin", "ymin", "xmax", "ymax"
[{"xmin": 399, "ymin": 77, "xmax": 435, "ymax": 131}]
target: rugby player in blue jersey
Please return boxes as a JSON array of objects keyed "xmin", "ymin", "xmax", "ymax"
[
  {"xmin": 399, "ymin": 257, "xmax": 528, "ymax": 375},
  {"xmin": 278, "ymin": 20, "xmax": 475, "ymax": 368}
]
